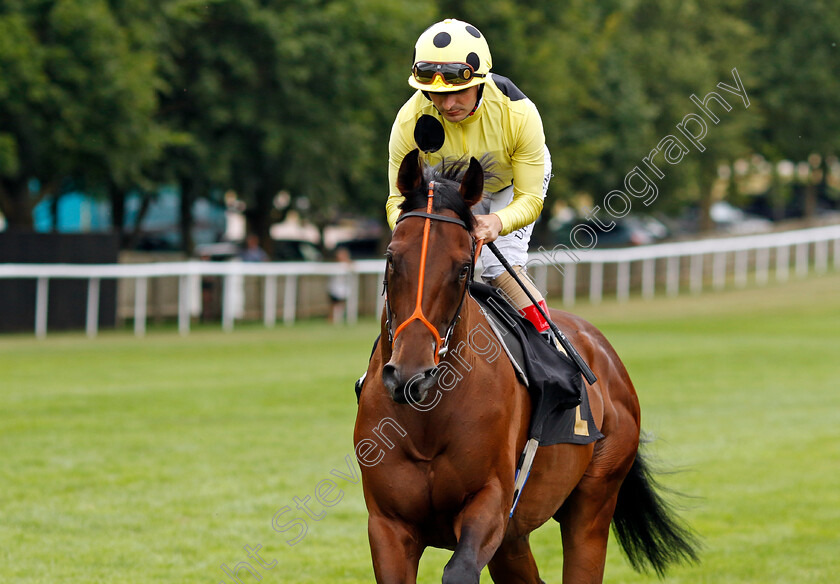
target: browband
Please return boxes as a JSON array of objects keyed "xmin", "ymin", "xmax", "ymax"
[{"xmin": 396, "ymin": 211, "xmax": 468, "ymax": 229}]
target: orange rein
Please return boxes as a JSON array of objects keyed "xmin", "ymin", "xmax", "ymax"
[
  {"xmin": 391, "ymin": 182, "xmax": 446, "ymax": 363},
  {"xmin": 474, "ymin": 237, "xmax": 485, "ymax": 264},
  {"xmin": 387, "ymin": 182, "xmax": 484, "ymax": 364}
]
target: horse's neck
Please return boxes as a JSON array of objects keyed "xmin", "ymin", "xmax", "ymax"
[
  {"xmin": 395, "ymin": 295, "xmax": 519, "ymax": 457},
  {"xmin": 434, "ymin": 295, "xmax": 499, "ymax": 398},
  {"xmin": 451, "ymin": 295, "xmax": 485, "ymax": 359}
]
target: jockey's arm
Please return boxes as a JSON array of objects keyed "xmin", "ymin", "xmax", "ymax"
[
  {"xmin": 386, "ymin": 117, "xmax": 414, "ymax": 230},
  {"xmin": 489, "ymin": 103, "xmax": 547, "ymax": 236}
]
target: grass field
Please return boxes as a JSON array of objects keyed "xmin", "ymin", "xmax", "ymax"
[{"xmin": 2, "ymin": 273, "xmax": 839, "ymax": 583}]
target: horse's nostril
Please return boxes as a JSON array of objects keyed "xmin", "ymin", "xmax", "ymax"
[
  {"xmin": 383, "ymin": 363, "xmax": 440, "ymax": 405},
  {"xmin": 382, "ymin": 364, "xmax": 400, "ymax": 392},
  {"xmin": 417, "ymin": 367, "xmax": 439, "ymax": 393}
]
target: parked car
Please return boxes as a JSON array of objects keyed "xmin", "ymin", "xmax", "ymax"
[
  {"xmin": 193, "ymin": 241, "xmax": 240, "ymax": 261},
  {"xmin": 333, "ymin": 237, "xmax": 383, "ymax": 259},
  {"xmin": 709, "ymin": 202, "xmax": 773, "ymax": 234},
  {"xmin": 670, "ymin": 202, "xmax": 775, "ymax": 236},
  {"xmin": 549, "ymin": 214, "xmax": 669, "ymax": 248},
  {"xmin": 272, "ymin": 239, "xmax": 323, "ymax": 262}
]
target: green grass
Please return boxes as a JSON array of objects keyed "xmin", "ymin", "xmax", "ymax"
[{"xmin": 1, "ymin": 273, "xmax": 839, "ymax": 583}]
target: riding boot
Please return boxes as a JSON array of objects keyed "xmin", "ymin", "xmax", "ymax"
[
  {"xmin": 519, "ymin": 300, "xmax": 550, "ymax": 334},
  {"xmin": 488, "ymin": 267, "xmax": 571, "ymax": 360}
]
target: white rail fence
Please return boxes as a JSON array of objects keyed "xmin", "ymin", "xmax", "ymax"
[{"xmin": 2, "ymin": 224, "xmax": 839, "ymax": 338}]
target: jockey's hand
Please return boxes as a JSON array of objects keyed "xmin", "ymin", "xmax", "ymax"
[{"xmin": 474, "ymin": 213, "xmax": 503, "ymax": 243}]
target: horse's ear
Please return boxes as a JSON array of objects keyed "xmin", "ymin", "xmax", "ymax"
[
  {"xmin": 459, "ymin": 157, "xmax": 485, "ymax": 208},
  {"xmin": 396, "ymin": 149, "xmax": 423, "ymax": 194}
]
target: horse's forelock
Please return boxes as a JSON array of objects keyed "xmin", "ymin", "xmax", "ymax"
[{"xmin": 398, "ymin": 155, "xmax": 497, "ymax": 231}]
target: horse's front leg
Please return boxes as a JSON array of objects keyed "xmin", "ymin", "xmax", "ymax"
[
  {"xmin": 368, "ymin": 513, "xmax": 423, "ymax": 584},
  {"xmin": 442, "ymin": 479, "xmax": 508, "ymax": 584}
]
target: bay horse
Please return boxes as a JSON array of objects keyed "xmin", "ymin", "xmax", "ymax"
[{"xmin": 353, "ymin": 149, "xmax": 698, "ymax": 583}]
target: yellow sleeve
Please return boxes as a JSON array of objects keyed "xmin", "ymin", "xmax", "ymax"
[
  {"xmin": 386, "ymin": 110, "xmax": 416, "ymax": 230},
  {"xmin": 492, "ymin": 103, "xmax": 546, "ymax": 235}
]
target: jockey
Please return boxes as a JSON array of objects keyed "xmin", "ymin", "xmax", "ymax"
[{"xmin": 387, "ymin": 18, "xmax": 556, "ymax": 341}]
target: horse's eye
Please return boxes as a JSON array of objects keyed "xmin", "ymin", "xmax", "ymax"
[{"xmin": 458, "ymin": 264, "xmax": 471, "ymax": 281}]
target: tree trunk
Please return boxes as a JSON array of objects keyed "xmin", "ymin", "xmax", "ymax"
[
  {"xmin": 314, "ymin": 218, "xmax": 330, "ymax": 255},
  {"xmin": 698, "ymin": 159, "xmax": 719, "ymax": 233},
  {"xmin": 248, "ymin": 183, "xmax": 276, "ymax": 253},
  {"xmin": 803, "ymin": 183, "xmax": 817, "ymax": 224},
  {"xmin": 179, "ymin": 176, "xmax": 196, "ymax": 255},
  {"xmin": 698, "ymin": 178, "xmax": 715, "ymax": 233},
  {"xmin": 50, "ymin": 193, "xmax": 60, "ymax": 232},
  {"xmin": 770, "ymin": 166, "xmax": 786, "ymax": 222},
  {"xmin": 125, "ymin": 193, "xmax": 154, "ymax": 250},
  {"xmin": 0, "ymin": 180, "xmax": 35, "ymax": 229},
  {"xmin": 820, "ymin": 155, "xmax": 831, "ymax": 211},
  {"xmin": 109, "ymin": 182, "xmax": 127, "ymax": 248}
]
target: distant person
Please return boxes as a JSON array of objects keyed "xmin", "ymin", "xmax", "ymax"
[
  {"xmin": 240, "ymin": 234, "xmax": 269, "ymax": 262},
  {"xmin": 328, "ymin": 247, "xmax": 352, "ymax": 324}
]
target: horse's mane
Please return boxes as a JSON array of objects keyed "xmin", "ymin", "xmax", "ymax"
[{"xmin": 398, "ymin": 155, "xmax": 498, "ymax": 231}]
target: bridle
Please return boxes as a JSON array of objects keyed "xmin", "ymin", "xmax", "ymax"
[{"xmin": 383, "ymin": 181, "xmax": 483, "ymax": 364}]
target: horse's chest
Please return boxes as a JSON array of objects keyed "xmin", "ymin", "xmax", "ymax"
[
  {"xmin": 401, "ymin": 459, "xmax": 489, "ymax": 517},
  {"xmin": 410, "ymin": 469, "xmax": 472, "ymax": 547}
]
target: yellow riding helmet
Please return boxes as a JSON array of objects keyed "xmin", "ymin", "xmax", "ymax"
[{"xmin": 408, "ymin": 19, "xmax": 492, "ymax": 92}]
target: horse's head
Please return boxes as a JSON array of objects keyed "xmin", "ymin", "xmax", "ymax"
[{"xmin": 382, "ymin": 149, "xmax": 486, "ymax": 404}]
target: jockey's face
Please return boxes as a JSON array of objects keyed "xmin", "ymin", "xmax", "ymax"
[{"xmin": 428, "ymin": 85, "xmax": 479, "ymax": 123}]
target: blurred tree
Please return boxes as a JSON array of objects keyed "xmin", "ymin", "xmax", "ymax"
[
  {"xmin": 153, "ymin": 0, "xmax": 268, "ymax": 253},
  {"xmin": 3, "ymin": 0, "xmax": 836, "ymax": 243},
  {"xmin": 610, "ymin": 0, "xmax": 759, "ymax": 231},
  {"xmin": 432, "ymin": 0, "xmax": 758, "ymax": 233},
  {"xmin": 744, "ymin": 0, "xmax": 840, "ymax": 221},
  {"xmin": 105, "ymin": 0, "xmax": 185, "ymax": 248},
  {"xmin": 271, "ymin": 0, "xmax": 435, "ymax": 248},
  {"xmin": 155, "ymin": 0, "xmax": 432, "ymax": 253},
  {"xmin": 0, "ymin": 0, "xmax": 166, "ymax": 229}
]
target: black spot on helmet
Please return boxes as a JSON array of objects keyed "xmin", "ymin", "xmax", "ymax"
[{"xmin": 433, "ymin": 32, "xmax": 451, "ymax": 48}]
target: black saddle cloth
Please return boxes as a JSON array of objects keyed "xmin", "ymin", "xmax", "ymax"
[{"xmin": 470, "ymin": 283, "xmax": 590, "ymax": 443}]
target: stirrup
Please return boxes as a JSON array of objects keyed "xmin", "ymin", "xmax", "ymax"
[
  {"xmin": 541, "ymin": 330, "xmax": 568, "ymax": 357},
  {"xmin": 540, "ymin": 330, "xmax": 555, "ymax": 346}
]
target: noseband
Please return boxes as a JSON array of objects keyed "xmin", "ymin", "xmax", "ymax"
[{"xmin": 384, "ymin": 181, "xmax": 481, "ymax": 364}]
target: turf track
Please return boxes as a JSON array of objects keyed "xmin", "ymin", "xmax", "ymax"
[{"xmin": 1, "ymin": 273, "xmax": 838, "ymax": 583}]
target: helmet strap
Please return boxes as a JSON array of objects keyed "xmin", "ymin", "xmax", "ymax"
[{"xmin": 466, "ymin": 83, "xmax": 485, "ymax": 117}]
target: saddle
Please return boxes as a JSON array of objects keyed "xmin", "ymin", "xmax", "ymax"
[{"xmin": 470, "ymin": 283, "xmax": 603, "ymax": 447}]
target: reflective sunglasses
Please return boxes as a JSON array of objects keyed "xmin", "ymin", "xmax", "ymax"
[{"xmin": 412, "ymin": 61, "xmax": 485, "ymax": 86}]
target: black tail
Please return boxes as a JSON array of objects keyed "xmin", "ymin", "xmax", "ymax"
[{"xmin": 611, "ymin": 445, "xmax": 701, "ymax": 577}]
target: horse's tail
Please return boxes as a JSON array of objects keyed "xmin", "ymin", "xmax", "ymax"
[{"xmin": 611, "ymin": 443, "xmax": 701, "ymax": 576}]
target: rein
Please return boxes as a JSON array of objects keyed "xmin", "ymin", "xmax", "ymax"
[{"xmin": 384, "ymin": 181, "xmax": 479, "ymax": 364}]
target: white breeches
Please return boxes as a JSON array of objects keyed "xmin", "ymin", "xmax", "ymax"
[{"xmin": 474, "ymin": 145, "xmax": 552, "ymax": 281}]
